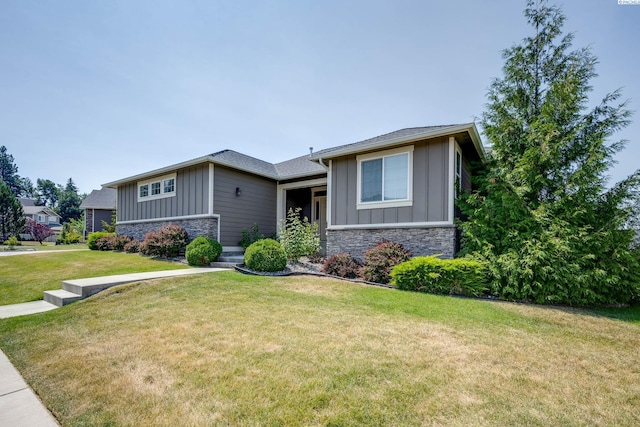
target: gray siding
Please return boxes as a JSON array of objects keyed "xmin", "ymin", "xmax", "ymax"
[
  {"xmin": 214, "ymin": 166, "xmax": 277, "ymax": 247},
  {"xmin": 330, "ymin": 137, "xmax": 450, "ymax": 226},
  {"xmin": 117, "ymin": 164, "xmax": 210, "ymax": 222}
]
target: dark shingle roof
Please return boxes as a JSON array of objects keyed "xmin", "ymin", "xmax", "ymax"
[
  {"xmin": 311, "ymin": 125, "xmax": 467, "ymax": 159},
  {"xmin": 275, "ymin": 155, "xmax": 327, "ymax": 179},
  {"xmin": 210, "ymin": 150, "xmax": 278, "ymax": 178},
  {"xmin": 18, "ymin": 198, "xmax": 35, "ymax": 206},
  {"xmin": 80, "ymin": 188, "xmax": 117, "ymax": 209}
]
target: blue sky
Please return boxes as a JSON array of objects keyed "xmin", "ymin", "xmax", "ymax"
[{"xmin": 1, "ymin": 0, "xmax": 638, "ymax": 194}]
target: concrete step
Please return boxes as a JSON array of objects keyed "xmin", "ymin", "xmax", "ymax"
[
  {"xmin": 218, "ymin": 255, "xmax": 244, "ymax": 263},
  {"xmin": 210, "ymin": 261, "xmax": 243, "ymax": 268},
  {"xmin": 44, "ymin": 289, "xmax": 82, "ymax": 307}
]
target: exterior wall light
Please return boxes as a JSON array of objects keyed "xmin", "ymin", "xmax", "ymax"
[{"xmin": 235, "ymin": 187, "xmax": 241, "ymax": 197}]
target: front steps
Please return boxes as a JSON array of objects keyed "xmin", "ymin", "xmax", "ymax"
[
  {"xmin": 43, "ymin": 268, "xmax": 228, "ymax": 307},
  {"xmin": 211, "ymin": 252, "xmax": 244, "ymax": 268}
]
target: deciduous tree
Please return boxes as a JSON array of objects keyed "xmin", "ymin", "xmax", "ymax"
[{"xmin": 26, "ymin": 218, "xmax": 54, "ymax": 245}]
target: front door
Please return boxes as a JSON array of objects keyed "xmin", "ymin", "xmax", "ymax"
[{"xmin": 312, "ymin": 195, "xmax": 327, "ymax": 241}]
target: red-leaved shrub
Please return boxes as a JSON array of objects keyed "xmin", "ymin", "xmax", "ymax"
[
  {"xmin": 360, "ymin": 241, "xmax": 412, "ymax": 284},
  {"xmin": 141, "ymin": 224, "xmax": 189, "ymax": 257},
  {"xmin": 322, "ymin": 253, "xmax": 361, "ymax": 279}
]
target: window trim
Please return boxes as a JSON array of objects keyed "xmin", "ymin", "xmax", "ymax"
[
  {"xmin": 356, "ymin": 146, "xmax": 413, "ymax": 210},
  {"xmin": 137, "ymin": 173, "xmax": 176, "ymax": 202},
  {"xmin": 455, "ymin": 144, "xmax": 462, "ymax": 199}
]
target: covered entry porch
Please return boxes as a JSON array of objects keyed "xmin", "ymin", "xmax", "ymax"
[{"xmin": 276, "ymin": 178, "xmax": 328, "ymax": 255}]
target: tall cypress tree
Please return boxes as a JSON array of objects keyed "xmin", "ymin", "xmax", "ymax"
[{"xmin": 459, "ymin": 0, "xmax": 640, "ymax": 306}]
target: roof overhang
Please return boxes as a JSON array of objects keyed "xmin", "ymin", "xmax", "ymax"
[
  {"xmin": 102, "ymin": 155, "xmax": 281, "ymax": 188},
  {"xmin": 310, "ymin": 123, "xmax": 486, "ymax": 162}
]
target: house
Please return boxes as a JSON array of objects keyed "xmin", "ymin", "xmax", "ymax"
[
  {"xmin": 80, "ymin": 188, "xmax": 117, "ymax": 237},
  {"xmin": 18, "ymin": 198, "xmax": 62, "ymax": 241},
  {"xmin": 103, "ymin": 123, "xmax": 485, "ymax": 259}
]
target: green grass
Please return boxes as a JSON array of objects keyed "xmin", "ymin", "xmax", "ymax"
[
  {"xmin": 0, "ymin": 251, "xmax": 189, "ymax": 305},
  {"xmin": 1, "ymin": 271, "xmax": 639, "ymax": 426}
]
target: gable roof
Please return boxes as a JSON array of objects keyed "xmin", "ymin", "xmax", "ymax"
[
  {"xmin": 310, "ymin": 123, "xmax": 485, "ymax": 161},
  {"xmin": 18, "ymin": 198, "xmax": 36, "ymax": 207},
  {"xmin": 21, "ymin": 204, "xmax": 60, "ymax": 218},
  {"xmin": 80, "ymin": 188, "xmax": 117, "ymax": 210},
  {"xmin": 102, "ymin": 123, "xmax": 484, "ymax": 187}
]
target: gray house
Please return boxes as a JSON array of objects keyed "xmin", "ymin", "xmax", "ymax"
[
  {"xmin": 103, "ymin": 123, "xmax": 484, "ymax": 258},
  {"xmin": 80, "ymin": 187, "xmax": 117, "ymax": 237}
]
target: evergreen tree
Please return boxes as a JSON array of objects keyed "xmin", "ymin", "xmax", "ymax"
[
  {"xmin": 459, "ymin": 0, "xmax": 640, "ymax": 306},
  {"xmin": 57, "ymin": 178, "xmax": 83, "ymax": 224},
  {"xmin": 36, "ymin": 178, "xmax": 61, "ymax": 207},
  {"xmin": 0, "ymin": 146, "xmax": 23, "ymax": 197},
  {"xmin": 0, "ymin": 180, "xmax": 25, "ymax": 241}
]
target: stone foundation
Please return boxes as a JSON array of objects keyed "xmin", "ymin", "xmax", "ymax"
[
  {"xmin": 116, "ymin": 217, "xmax": 219, "ymax": 242},
  {"xmin": 327, "ymin": 226, "xmax": 457, "ymax": 260}
]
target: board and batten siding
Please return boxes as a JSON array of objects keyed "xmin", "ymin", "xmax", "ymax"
[
  {"xmin": 330, "ymin": 137, "xmax": 450, "ymax": 226},
  {"xmin": 117, "ymin": 164, "xmax": 210, "ymax": 222},
  {"xmin": 213, "ymin": 166, "xmax": 277, "ymax": 247}
]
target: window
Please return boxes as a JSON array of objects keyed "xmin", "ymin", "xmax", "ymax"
[
  {"xmin": 37, "ymin": 214, "xmax": 45, "ymax": 222},
  {"xmin": 137, "ymin": 173, "xmax": 176, "ymax": 202},
  {"xmin": 163, "ymin": 178, "xmax": 175, "ymax": 193},
  {"xmin": 357, "ymin": 146, "xmax": 413, "ymax": 209}
]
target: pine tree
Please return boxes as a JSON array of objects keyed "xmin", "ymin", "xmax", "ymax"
[
  {"xmin": 0, "ymin": 146, "xmax": 23, "ymax": 197},
  {"xmin": 0, "ymin": 180, "xmax": 25, "ymax": 241},
  {"xmin": 459, "ymin": 0, "xmax": 640, "ymax": 306}
]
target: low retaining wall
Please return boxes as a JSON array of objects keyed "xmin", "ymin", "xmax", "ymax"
[
  {"xmin": 327, "ymin": 226, "xmax": 456, "ymax": 260},
  {"xmin": 116, "ymin": 217, "xmax": 219, "ymax": 241}
]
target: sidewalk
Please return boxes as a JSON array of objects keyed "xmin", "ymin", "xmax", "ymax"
[
  {"xmin": 0, "ymin": 266, "xmax": 229, "ymax": 426},
  {"xmin": 0, "ymin": 350, "xmax": 59, "ymax": 426}
]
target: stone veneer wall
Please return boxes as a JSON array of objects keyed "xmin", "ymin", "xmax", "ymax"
[
  {"xmin": 116, "ymin": 217, "xmax": 219, "ymax": 242},
  {"xmin": 327, "ymin": 226, "xmax": 457, "ymax": 260},
  {"xmin": 85, "ymin": 209, "xmax": 94, "ymax": 236}
]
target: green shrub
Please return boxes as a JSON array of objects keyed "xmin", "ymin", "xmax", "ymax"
[
  {"xmin": 239, "ymin": 223, "xmax": 265, "ymax": 249},
  {"xmin": 360, "ymin": 241, "xmax": 411, "ymax": 284},
  {"xmin": 3, "ymin": 236, "xmax": 20, "ymax": 249},
  {"xmin": 57, "ymin": 222, "xmax": 82, "ymax": 245},
  {"xmin": 322, "ymin": 253, "xmax": 361, "ymax": 279},
  {"xmin": 278, "ymin": 208, "xmax": 321, "ymax": 261},
  {"xmin": 244, "ymin": 239, "xmax": 287, "ymax": 272},
  {"xmin": 391, "ymin": 256, "xmax": 488, "ymax": 297},
  {"xmin": 123, "ymin": 239, "xmax": 142, "ymax": 254},
  {"xmin": 141, "ymin": 224, "xmax": 189, "ymax": 258},
  {"xmin": 186, "ymin": 236, "xmax": 223, "ymax": 266},
  {"xmin": 87, "ymin": 232, "xmax": 115, "ymax": 250}
]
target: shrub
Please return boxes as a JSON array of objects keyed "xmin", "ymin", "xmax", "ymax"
[
  {"xmin": 112, "ymin": 235, "xmax": 133, "ymax": 252},
  {"xmin": 141, "ymin": 224, "xmax": 189, "ymax": 258},
  {"xmin": 123, "ymin": 239, "xmax": 142, "ymax": 254},
  {"xmin": 360, "ymin": 241, "xmax": 411, "ymax": 284},
  {"xmin": 322, "ymin": 253, "xmax": 361, "ymax": 279},
  {"xmin": 26, "ymin": 218, "xmax": 54, "ymax": 245},
  {"xmin": 87, "ymin": 231, "xmax": 115, "ymax": 250},
  {"xmin": 239, "ymin": 223, "xmax": 265, "ymax": 249},
  {"xmin": 244, "ymin": 239, "xmax": 287, "ymax": 272},
  {"xmin": 57, "ymin": 222, "xmax": 82, "ymax": 245},
  {"xmin": 3, "ymin": 236, "xmax": 20, "ymax": 249},
  {"xmin": 186, "ymin": 236, "xmax": 223, "ymax": 266},
  {"xmin": 278, "ymin": 208, "xmax": 321, "ymax": 261},
  {"xmin": 95, "ymin": 235, "xmax": 116, "ymax": 251},
  {"xmin": 391, "ymin": 256, "xmax": 488, "ymax": 297}
]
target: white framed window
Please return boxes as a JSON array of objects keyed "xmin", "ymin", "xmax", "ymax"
[
  {"xmin": 37, "ymin": 214, "xmax": 45, "ymax": 222},
  {"xmin": 137, "ymin": 173, "xmax": 176, "ymax": 202},
  {"xmin": 356, "ymin": 146, "xmax": 413, "ymax": 210}
]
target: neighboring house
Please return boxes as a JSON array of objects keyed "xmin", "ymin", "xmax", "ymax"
[
  {"xmin": 103, "ymin": 123, "xmax": 485, "ymax": 259},
  {"xmin": 80, "ymin": 188, "xmax": 117, "ymax": 237},
  {"xmin": 18, "ymin": 198, "xmax": 63, "ymax": 241}
]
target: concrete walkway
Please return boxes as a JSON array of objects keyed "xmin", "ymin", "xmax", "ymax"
[
  {"xmin": 0, "ymin": 350, "xmax": 59, "ymax": 426},
  {"xmin": 0, "ymin": 266, "xmax": 229, "ymax": 426}
]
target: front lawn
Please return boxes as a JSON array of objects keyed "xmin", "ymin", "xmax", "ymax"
[
  {"xmin": 0, "ymin": 251, "xmax": 189, "ymax": 305},
  {"xmin": 0, "ymin": 272, "xmax": 638, "ymax": 426}
]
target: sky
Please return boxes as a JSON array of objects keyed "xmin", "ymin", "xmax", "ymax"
[{"xmin": 1, "ymin": 0, "xmax": 638, "ymax": 195}]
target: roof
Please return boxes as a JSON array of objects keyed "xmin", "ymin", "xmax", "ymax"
[
  {"xmin": 275, "ymin": 155, "xmax": 326, "ymax": 179},
  {"xmin": 18, "ymin": 198, "xmax": 35, "ymax": 206},
  {"xmin": 80, "ymin": 188, "xmax": 117, "ymax": 210},
  {"xmin": 102, "ymin": 123, "xmax": 484, "ymax": 187},
  {"xmin": 22, "ymin": 205, "xmax": 60, "ymax": 217},
  {"xmin": 310, "ymin": 123, "xmax": 485, "ymax": 160}
]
